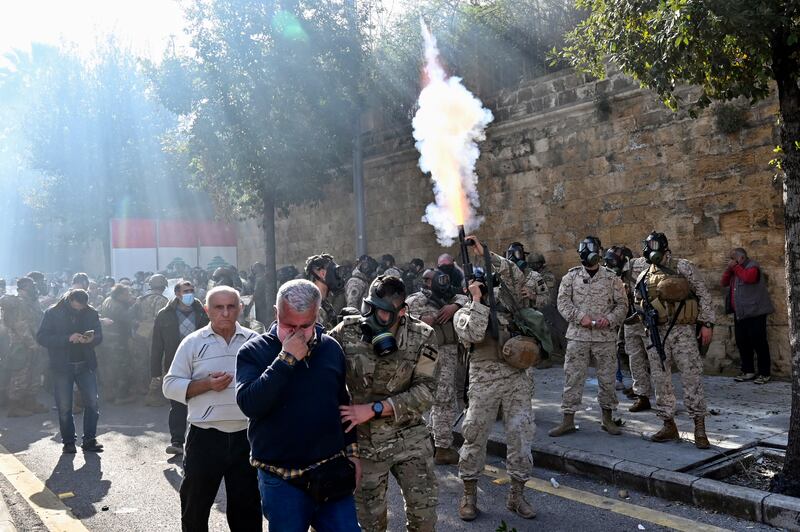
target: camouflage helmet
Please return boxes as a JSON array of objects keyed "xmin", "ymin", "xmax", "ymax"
[
  {"xmin": 501, "ymin": 336, "xmax": 541, "ymax": 369},
  {"xmin": 528, "ymin": 252, "xmax": 546, "ymax": 269},
  {"xmin": 148, "ymin": 274, "xmax": 168, "ymax": 289}
]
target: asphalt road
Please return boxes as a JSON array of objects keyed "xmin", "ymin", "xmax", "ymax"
[{"xmin": 0, "ymin": 398, "xmax": 777, "ymax": 531}]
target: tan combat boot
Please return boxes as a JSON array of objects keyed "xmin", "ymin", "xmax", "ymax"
[
  {"xmin": 7, "ymin": 399, "xmax": 32, "ymax": 417},
  {"xmin": 694, "ymin": 417, "xmax": 710, "ymax": 449},
  {"xmin": 629, "ymin": 395, "xmax": 651, "ymax": 412},
  {"xmin": 548, "ymin": 413, "xmax": 576, "ymax": 437},
  {"xmin": 145, "ymin": 377, "xmax": 166, "ymax": 407},
  {"xmin": 506, "ymin": 478, "xmax": 536, "ymax": 519},
  {"xmin": 434, "ymin": 446, "xmax": 460, "ymax": 465},
  {"xmin": 601, "ymin": 408, "xmax": 622, "ymax": 435},
  {"xmin": 459, "ymin": 479, "xmax": 479, "ymax": 521},
  {"xmin": 650, "ymin": 418, "xmax": 680, "ymax": 442}
]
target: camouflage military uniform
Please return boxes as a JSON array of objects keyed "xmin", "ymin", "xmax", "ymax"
[
  {"xmin": 345, "ymin": 270, "xmax": 372, "ymax": 309},
  {"xmin": 0, "ymin": 294, "xmax": 44, "ymax": 412},
  {"xmin": 318, "ymin": 295, "xmax": 338, "ymax": 331},
  {"xmin": 99, "ymin": 297, "xmax": 136, "ymax": 403},
  {"xmin": 406, "ymin": 289, "xmax": 469, "ymax": 449},
  {"xmin": 330, "ymin": 315, "xmax": 439, "ymax": 532},
  {"xmin": 522, "ymin": 268, "xmax": 550, "ymax": 310},
  {"xmin": 454, "ymin": 253, "xmax": 535, "ymax": 483},
  {"xmin": 635, "ymin": 257, "xmax": 714, "ymax": 421},
  {"xmin": 624, "ymin": 257, "xmax": 652, "ymax": 398},
  {"xmin": 556, "ymin": 266, "xmax": 627, "ymax": 414},
  {"xmin": 132, "ymin": 290, "xmax": 169, "ymax": 394}
]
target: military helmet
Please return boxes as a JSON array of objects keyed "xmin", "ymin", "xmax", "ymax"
[
  {"xmin": 148, "ymin": 274, "xmax": 168, "ymax": 289},
  {"xmin": 528, "ymin": 252, "xmax": 546, "ymax": 270},
  {"xmin": 501, "ymin": 336, "xmax": 541, "ymax": 369}
]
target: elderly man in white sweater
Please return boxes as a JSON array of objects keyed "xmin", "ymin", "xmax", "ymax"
[{"xmin": 163, "ymin": 286, "xmax": 262, "ymax": 532}]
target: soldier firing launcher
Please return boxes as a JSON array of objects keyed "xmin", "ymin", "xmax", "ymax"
[{"xmin": 457, "ymin": 225, "xmax": 499, "ymax": 340}]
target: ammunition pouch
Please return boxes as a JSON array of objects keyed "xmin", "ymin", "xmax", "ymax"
[{"xmin": 650, "ymin": 297, "xmax": 698, "ymax": 326}]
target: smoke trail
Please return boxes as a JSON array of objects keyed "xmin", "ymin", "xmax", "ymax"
[{"xmin": 413, "ymin": 21, "xmax": 494, "ymax": 246}]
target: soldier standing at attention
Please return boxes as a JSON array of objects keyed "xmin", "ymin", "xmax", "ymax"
[
  {"xmin": 635, "ymin": 232, "xmax": 714, "ymax": 449},
  {"xmin": 406, "ymin": 268, "xmax": 468, "ymax": 465},
  {"xmin": 550, "ymin": 236, "xmax": 627, "ymax": 438},
  {"xmin": 453, "ymin": 235, "xmax": 537, "ymax": 522},
  {"xmin": 331, "ymin": 275, "xmax": 439, "ymax": 532}
]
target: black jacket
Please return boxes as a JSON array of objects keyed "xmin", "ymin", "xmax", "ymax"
[
  {"xmin": 150, "ymin": 298, "xmax": 208, "ymax": 378},
  {"xmin": 36, "ymin": 302, "xmax": 103, "ymax": 371}
]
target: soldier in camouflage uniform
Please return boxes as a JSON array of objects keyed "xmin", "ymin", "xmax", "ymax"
[
  {"xmin": 345, "ymin": 254, "xmax": 379, "ymax": 309},
  {"xmin": 453, "ymin": 236, "xmax": 536, "ymax": 522},
  {"xmin": 99, "ymin": 284, "xmax": 137, "ymax": 404},
  {"xmin": 402, "ymin": 258, "xmax": 425, "ymax": 295},
  {"xmin": 623, "ymin": 255, "xmax": 653, "ymax": 411},
  {"xmin": 635, "ymin": 232, "xmax": 715, "ymax": 449},
  {"xmin": 0, "ymin": 277, "xmax": 46, "ymax": 416},
  {"xmin": 406, "ymin": 268, "xmax": 469, "ymax": 465},
  {"xmin": 331, "ymin": 275, "xmax": 439, "ymax": 532},
  {"xmin": 376, "ymin": 254, "xmax": 403, "ymax": 278},
  {"xmin": 135, "ymin": 275, "xmax": 170, "ymax": 406},
  {"xmin": 506, "ymin": 242, "xmax": 550, "ymax": 310},
  {"xmin": 550, "ymin": 237, "xmax": 627, "ymax": 438},
  {"xmin": 304, "ymin": 253, "xmax": 346, "ymax": 330},
  {"xmin": 529, "ymin": 252, "xmax": 568, "ymax": 359}
]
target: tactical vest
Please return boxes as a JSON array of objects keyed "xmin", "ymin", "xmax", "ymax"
[{"xmin": 645, "ymin": 260, "xmax": 699, "ymax": 326}]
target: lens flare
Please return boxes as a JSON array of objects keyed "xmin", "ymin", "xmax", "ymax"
[{"xmin": 413, "ymin": 21, "xmax": 493, "ymax": 246}]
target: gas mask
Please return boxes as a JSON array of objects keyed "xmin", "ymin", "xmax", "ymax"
[
  {"xmin": 506, "ymin": 242, "xmax": 528, "ymax": 271},
  {"xmin": 578, "ymin": 237, "xmax": 602, "ymax": 268},
  {"xmin": 359, "ymin": 281, "xmax": 404, "ymax": 356},
  {"xmin": 603, "ymin": 248, "xmax": 624, "ymax": 276},
  {"xmin": 643, "ymin": 232, "xmax": 669, "ymax": 265},
  {"xmin": 319, "ymin": 261, "xmax": 344, "ymax": 293},
  {"xmin": 430, "ymin": 270, "xmax": 454, "ymax": 300},
  {"xmin": 357, "ymin": 256, "xmax": 379, "ymax": 278}
]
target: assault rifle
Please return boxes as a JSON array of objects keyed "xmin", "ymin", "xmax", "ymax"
[
  {"xmin": 457, "ymin": 225, "xmax": 499, "ymax": 340},
  {"xmin": 635, "ymin": 277, "xmax": 667, "ymax": 370}
]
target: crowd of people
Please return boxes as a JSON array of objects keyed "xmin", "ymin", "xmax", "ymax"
[{"xmin": 0, "ymin": 230, "xmax": 776, "ymax": 530}]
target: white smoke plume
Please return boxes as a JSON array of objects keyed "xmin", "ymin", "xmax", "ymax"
[{"xmin": 413, "ymin": 21, "xmax": 494, "ymax": 246}]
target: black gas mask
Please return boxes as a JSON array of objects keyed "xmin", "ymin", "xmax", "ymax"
[
  {"xmin": 578, "ymin": 237, "xmax": 603, "ymax": 268},
  {"xmin": 430, "ymin": 270, "xmax": 454, "ymax": 300},
  {"xmin": 603, "ymin": 248, "xmax": 624, "ymax": 276},
  {"xmin": 506, "ymin": 242, "xmax": 528, "ymax": 271},
  {"xmin": 357, "ymin": 256, "xmax": 379, "ymax": 278},
  {"xmin": 643, "ymin": 232, "xmax": 669, "ymax": 265},
  {"xmin": 320, "ymin": 261, "xmax": 344, "ymax": 292},
  {"xmin": 359, "ymin": 278, "xmax": 404, "ymax": 356}
]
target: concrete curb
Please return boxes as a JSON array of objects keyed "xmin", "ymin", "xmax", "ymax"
[
  {"xmin": 479, "ymin": 433, "xmax": 800, "ymax": 530},
  {"xmin": 0, "ymin": 490, "xmax": 16, "ymax": 532}
]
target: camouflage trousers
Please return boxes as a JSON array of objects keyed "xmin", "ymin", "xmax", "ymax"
[
  {"xmin": 430, "ymin": 343, "xmax": 462, "ymax": 448},
  {"xmin": 459, "ymin": 360, "xmax": 535, "ymax": 483},
  {"xmin": 646, "ymin": 324, "xmax": 707, "ymax": 420},
  {"xmin": 7, "ymin": 345, "xmax": 36, "ymax": 397},
  {"xmin": 561, "ymin": 340, "xmax": 618, "ymax": 414},
  {"xmin": 356, "ymin": 430, "xmax": 437, "ymax": 531},
  {"xmin": 624, "ymin": 322, "xmax": 652, "ymax": 397},
  {"xmin": 98, "ymin": 340, "xmax": 134, "ymax": 401}
]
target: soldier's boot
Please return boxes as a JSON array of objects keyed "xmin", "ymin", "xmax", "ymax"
[
  {"xmin": 434, "ymin": 446, "xmax": 460, "ymax": 465},
  {"xmin": 506, "ymin": 479, "xmax": 536, "ymax": 519},
  {"xmin": 629, "ymin": 395, "xmax": 651, "ymax": 412},
  {"xmin": 7, "ymin": 399, "xmax": 32, "ymax": 417},
  {"xmin": 650, "ymin": 418, "xmax": 680, "ymax": 443},
  {"xmin": 548, "ymin": 413, "xmax": 576, "ymax": 437},
  {"xmin": 601, "ymin": 408, "xmax": 622, "ymax": 435},
  {"xmin": 694, "ymin": 417, "xmax": 710, "ymax": 449},
  {"xmin": 145, "ymin": 378, "xmax": 166, "ymax": 407},
  {"xmin": 458, "ymin": 479, "xmax": 479, "ymax": 521}
]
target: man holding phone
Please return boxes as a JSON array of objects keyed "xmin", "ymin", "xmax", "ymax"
[{"xmin": 163, "ymin": 286, "xmax": 261, "ymax": 531}]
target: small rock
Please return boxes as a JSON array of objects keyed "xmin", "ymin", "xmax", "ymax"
[{"xmin": 619, "ymin": 489, "xmax": 629, "ymax": 499}]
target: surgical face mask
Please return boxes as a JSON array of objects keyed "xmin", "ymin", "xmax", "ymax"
[{"xmin": 181, "ymin": 293, "xmax": 194, "ymax": 306}]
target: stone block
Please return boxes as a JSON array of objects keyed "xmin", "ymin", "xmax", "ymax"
[
  {"xmin": 532, "ymin": 442, "xmax": 568, "ymax": 472},
  {"xmin": 563, "ymin": 450, "xmax": 622, "ymax": 483},
  {"xmin": 612, "ymin": 460, "xmax": 659, "ymax": 493},
  {"xmin": 649, "ymin": 469, "xmax": 697, "ymax": 504},
  {"xmin": 691, "ymin": 478, "xmax": 767, "ymax": 522},
  {"xmin": 763, "ymin": 493, "xmax": 800, "ymax": 531}
]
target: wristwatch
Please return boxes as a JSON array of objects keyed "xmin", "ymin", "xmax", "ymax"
[
  {"xmin": 701, "ymin": 322, "xmax": 714, "ymax": 329},
  {"xmin": 278, "ymin": 351, "xmax": 298, "ymax": 366},
  {"xmin": 371, "ymin": 401, "xmax": 384, "ymax": 419}
]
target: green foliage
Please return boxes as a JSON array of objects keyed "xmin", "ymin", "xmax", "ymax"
[
  {"xmin": 714, "ymin": 103, "xmax": 747, "ymax": 134},
  {"xmin": 559, "ymin": 0, "xmax": 800, "ymax": 114},
  {"xmin": 496, "ymin": 520, "xmax": 518, "ymax": 532},
  {"xmin": 156, "ymin": 0, "xmax": 366, "ymax": 221}
]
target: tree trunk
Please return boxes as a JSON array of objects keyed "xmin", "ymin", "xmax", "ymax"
[
  {"xmin": 261, "ymin": 189, "xmax": 277, "ymax": 325},
  {"xmin": 102, "ymin": 218, "xmax": 112, "ymax": 275},
  {"xmin": 770, "ymin": 53, "xmax": 800, "ymax": 496}
]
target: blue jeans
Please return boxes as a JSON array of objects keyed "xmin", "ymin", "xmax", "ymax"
[
  {"xmin": 257, "ymin": 469, "xmax": 359, "ymax": 532},
  {"xmin": 52, "ymin": 363, "xmax": 100, "ymax": 444}
]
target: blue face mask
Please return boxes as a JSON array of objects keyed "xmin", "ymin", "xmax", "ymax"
[{"xmin": 181, "ymin": 293, "xmax": 194, "ymax": 306}]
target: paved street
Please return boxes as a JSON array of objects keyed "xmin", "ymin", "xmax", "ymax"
[{"xmin": 0, "ymin": 394, "xmax": 778, "ymax": 531}]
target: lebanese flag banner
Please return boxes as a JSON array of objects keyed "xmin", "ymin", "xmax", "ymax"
[
  {"xmin": 197, "ymin": 221, "xmax": 238, "ymax": 270},
  {"xmin": 110, "ymin": 219, "xmax": 157, "ymax": 279},
  {"xmin": 157, "ymin": 220, "xmax": 199, "ymax": 269}
]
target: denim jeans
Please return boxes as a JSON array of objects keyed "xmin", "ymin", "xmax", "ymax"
[
  {"xmin": 257, "ymin": 469, "xmax": 360, "ymax": 532},
  {"xmin": 52, "ymin": 363, "xmax": 100, "ymax": 444}
]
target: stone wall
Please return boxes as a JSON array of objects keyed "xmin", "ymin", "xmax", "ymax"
[{"xmin": 238, "ymin": 66, "xmax": 788, "ymax": 376}]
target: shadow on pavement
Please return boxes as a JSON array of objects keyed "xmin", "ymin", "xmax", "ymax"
[{"xmin": 44, "ymin": 451, "xmax": 111, "ymax": 518}]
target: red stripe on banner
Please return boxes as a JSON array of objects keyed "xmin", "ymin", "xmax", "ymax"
[
  {"xmin": 111, "ymin": 219, "xmax": 157, "ymax": 249},
  {"xmin": 196, "ymin": 221, "xmax": 237, "ymax": 246},
  {"xmin": 157, "ymin": 220, "xmax": 198, "ymax": 247}
]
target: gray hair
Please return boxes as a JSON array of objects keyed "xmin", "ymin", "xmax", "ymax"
[
  {"xmin": 277, "ymin": 279, "xmax": 321, "ymax": 313},
  {"xmin": 206, "ymin": 285, "xmax": 241, "ymax": 306},
  {"xmin": 732, "ymin": 247, "xmax": 748, "ymax": 260}
]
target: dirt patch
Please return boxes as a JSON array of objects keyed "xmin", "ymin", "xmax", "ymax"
[{"xmin": 725, "ymin": 455, "xmax": 782, "ymax": 492}]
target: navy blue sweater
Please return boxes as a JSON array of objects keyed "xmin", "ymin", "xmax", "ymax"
[{"xmin": 236, "ymin": 323, "xmax": 356, "ymax": 469}]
